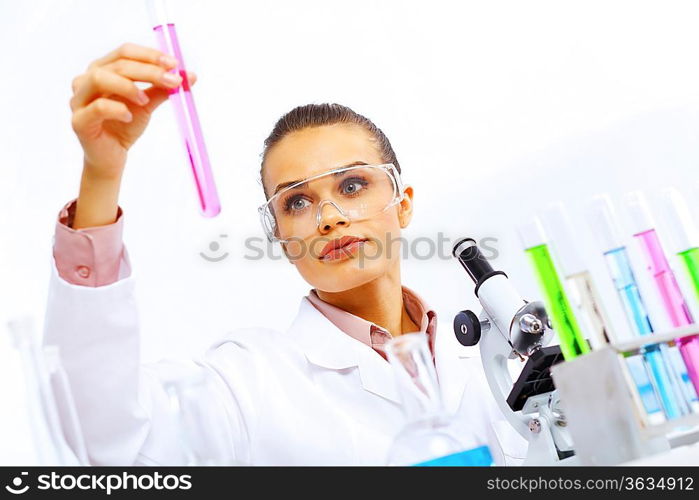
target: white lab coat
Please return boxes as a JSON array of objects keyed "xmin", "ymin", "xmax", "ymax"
[{"xmin": 42, "ymin": 257, "xmax": 528, "ymax": 466}]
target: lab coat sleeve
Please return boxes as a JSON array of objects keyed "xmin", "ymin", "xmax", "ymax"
[{"xmin": 42, "ymin": 254, "xmax": 256, "ymax": 465}]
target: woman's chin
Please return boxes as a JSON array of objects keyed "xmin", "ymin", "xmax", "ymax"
[{"xmin": 304, "ymin": 261, "xmax": 386, "ymax": 293}]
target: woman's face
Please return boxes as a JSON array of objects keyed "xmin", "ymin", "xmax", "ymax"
[{"xmin": 262, "ymin": 123, "xmax": 414, "ymax": 293}]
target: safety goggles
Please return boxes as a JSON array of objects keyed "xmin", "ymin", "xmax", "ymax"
[{"xmin": 258, "ymin": 163, "xmax": 405, "ymax": 244}]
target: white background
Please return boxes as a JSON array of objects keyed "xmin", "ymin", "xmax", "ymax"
[{"xmin": 2, "ymin": 2, "xmax": 699, "ymax": 460}]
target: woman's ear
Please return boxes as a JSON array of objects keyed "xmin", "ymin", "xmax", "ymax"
[{"xmin": 398, "ymin": 185, "xmax": 414, "ymax": 228}]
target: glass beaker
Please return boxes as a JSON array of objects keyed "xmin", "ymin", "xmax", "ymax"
[{"xmin": 385, "ymin": 333, "xmax": 494, "ymax": 466}]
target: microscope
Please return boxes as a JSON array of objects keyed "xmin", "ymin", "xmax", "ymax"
[{"xmin": 451, "ymin": 238, "xmax": 577, "ymax": 465}]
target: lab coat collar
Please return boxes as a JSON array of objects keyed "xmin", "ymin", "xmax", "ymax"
[
  {"xmin": 289, "ymin": 297, "xmax": 361, "ymax": 370},
  {"xmin": 288, "ymin": 296, "xmax": 473, "ymax": 411},
  {"xmin": 289, "ymin": 297, "xmax": 401, "ymax": 404}
]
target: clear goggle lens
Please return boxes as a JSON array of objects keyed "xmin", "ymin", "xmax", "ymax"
[{"xmin": 259, "ymin": 163, "xmax": 403, "ymax": 243}]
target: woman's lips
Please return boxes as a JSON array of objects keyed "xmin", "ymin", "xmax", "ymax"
[{"xmin": 320, "ymin": 239, "xmax": 368, "ymax": 261}]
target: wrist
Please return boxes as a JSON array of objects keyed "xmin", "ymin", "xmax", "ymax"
[
  {"xmin": 82, "ymin": 158, "xmax": 124, "ymax": 184},
  {"xmin": 74, "ymin": 166, "xmax": 123, "ymax": 230}
]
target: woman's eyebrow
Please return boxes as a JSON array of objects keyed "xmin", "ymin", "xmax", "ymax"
[{"xmin": 272, "ymin": 161, "xmax": 369, "ymax": 195}]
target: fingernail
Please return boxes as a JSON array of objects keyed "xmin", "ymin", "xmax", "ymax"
[
  {"xmin": 159, "ymin": 55, "xmax": 178, "ymax": 68},
  {"xmin": 137, "ymin": 90, "xmax": 149, "ymax": 105},
  {"xmin": 161, "ymin": 72, "xmax": 183, "ymax": 87}
]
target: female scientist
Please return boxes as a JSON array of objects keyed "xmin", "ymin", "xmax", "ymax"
[{"xmin": 43, "ymin": 43, "xmax": 527, "ymax": 465}]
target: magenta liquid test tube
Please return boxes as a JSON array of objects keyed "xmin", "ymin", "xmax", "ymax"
[
  {"xmin": 625, "ymin": 191, "xmax": 699, "ymax": 395},
  {"xmin": 147, "ymin": 0, "xmax": 220, "ymax": 217}
]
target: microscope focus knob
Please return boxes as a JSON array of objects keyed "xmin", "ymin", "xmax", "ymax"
[{"xmin": 453, "ymin": 310, "xmax": 481, "ymax": 346}]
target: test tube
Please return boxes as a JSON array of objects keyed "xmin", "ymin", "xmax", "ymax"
[
  {"xmin": 658, "ymin": 189, "xmax": 699, "ymax": 404},
  {"xmin": 587, "ymin": 195, "xmax": 691, "ymax": 418},
  {"xmin": 543, "ymin": 203, "xmax": 614, "ymax": 348},
  {"xmin": 624, "ymin": 191, "xmax": 699, "ymax": 397},
  {"xmin": 658, "ymin": 188, "xmax": 699, "ymax": 304},
  {"xmin": 517, "ymin": 218, "xmax": 590, "ymax": 360},
  {"xmin": 146, "ymin": 0, "xmax": 221, "ymax": 217},
  {"xmin": 542, "ymin": 203, "xmax": 661, "ymax": 419}
]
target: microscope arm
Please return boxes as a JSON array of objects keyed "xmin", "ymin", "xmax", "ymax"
[{"xmin": 479, "ymin": 321, "xmax": 530, "ymax": 440}]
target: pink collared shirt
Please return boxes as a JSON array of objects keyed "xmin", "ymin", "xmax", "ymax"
[
  {"xmin": 52, "ymin": 198, "xmax": 438, "ymax": 358},
  {"xmin": 306, "ymin": 288, "xmax": 437, "ymax": 360},
  {"xmin": 53, "ymin": 198, "xmax": 132, "ymax": 286}
]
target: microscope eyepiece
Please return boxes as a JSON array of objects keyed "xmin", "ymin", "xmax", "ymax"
[{"xmin": 452, "ymin": 237, "xmax": 507, "ymax": 296}]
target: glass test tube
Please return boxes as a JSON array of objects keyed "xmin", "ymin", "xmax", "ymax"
[
  {"xmin": 658, "ymin": 189, "xmax": 699, "ymax": 403},
  {"xmin": 678, "ymin": 247, "xmax": 699, "ymax": 302},
  {"xmin": 625, "ymin": 191, "xmax": 699, "ymax": 397},
  {"xmin": 542, "ymin": 203, "xmax": 654, "ymax": 417},
  {"xmin": 605, "ymin": 247, "xmax": 690, "ymax": 417},
  {"xmin": 659, "ymin": 189, "xmax": 699, "ymax": 305},
  {"xmin": 518, "ymin": 218, "xmax": 590, "ymax": 360},
  {"xmin": 543, "ymin": 203, "xmax": 614, "ymax": 348},
  {"xmin": 146, "ymin": 0, "xmax": 221, "ymax": 217},
  {"xmin": 587, "ymin": 195, "xmax": 691, "ymax": 419}
]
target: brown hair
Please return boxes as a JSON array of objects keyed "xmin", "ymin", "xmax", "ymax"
[{"xmin": 260, "ymin": 103, "xmax": 401, "ymax": 200}]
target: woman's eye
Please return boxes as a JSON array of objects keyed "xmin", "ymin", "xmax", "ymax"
[
  {"xmin": 341, "ymin": 178, "xmax": 368, "ymax": 195},
  {"xmin": 284, "ymin": 196, "xmax": 310, "ymax": 213}
]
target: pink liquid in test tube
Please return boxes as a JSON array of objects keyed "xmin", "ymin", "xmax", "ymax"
[
  {"xmin": 148, "ymin": 0, "xmax": 220, "ymax": 217},
  {"xmin": 634, "ymin": 229, "xmax": 699, "ymax": 393},
  {"xmin": 626, "ymin": 191, "xmax": 699, "ymax": 394}
]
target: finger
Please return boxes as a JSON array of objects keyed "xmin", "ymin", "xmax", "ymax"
[
  {"xmin": 88, "ymin": 43, "xmax": 178, "ymax": 71},
  {"xmin": 103, "ymin": 59, "xmax": 185, "ymax": 89},
  {"xmin": 71, "ymin": 73, "xmax": 86, "ymax": 94},
  {"xmin": 71, "ymin": 97, "xmax": 133, "ymax": 134},
  {"xmin": 70, "ymin": 64, "xmax": 192, "ymax": 103},
  {"xmin": 71, "ymin": 68, "xmax": 149, "ymax": 110},
  {"xmin": 142, "ymin": 71, "xmax": 197, "ymax": 114}
]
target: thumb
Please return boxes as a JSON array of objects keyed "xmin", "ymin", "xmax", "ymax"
[{"xmin": 143, "ymin": 70, "xmax": 198, "ymax": 113}]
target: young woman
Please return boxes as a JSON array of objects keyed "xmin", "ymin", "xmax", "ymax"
[{"xmin": 44, "ymin": 42, "xmax": 527, "ymax": 465}]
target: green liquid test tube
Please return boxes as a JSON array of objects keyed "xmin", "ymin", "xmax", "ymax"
[
  {"xmin": 679, "ymin": 248, "xmax": 699, "ymax": 302},
  {"xmin": 519, "ymin": 219, "xmax": 591, "ymax": 360},
  {"xmin": 660, "ymin": 189, "xmax": 699, "ymax": 304}
]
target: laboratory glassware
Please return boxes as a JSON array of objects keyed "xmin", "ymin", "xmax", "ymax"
[{"xmin": 385, "ymin": 333, "xmax": 494, "ymax": 466}]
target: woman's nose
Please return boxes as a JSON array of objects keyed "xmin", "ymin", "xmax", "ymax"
[{"xmin": 317, "ymin": 200, "xmax": 350, "ymax": 234}]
